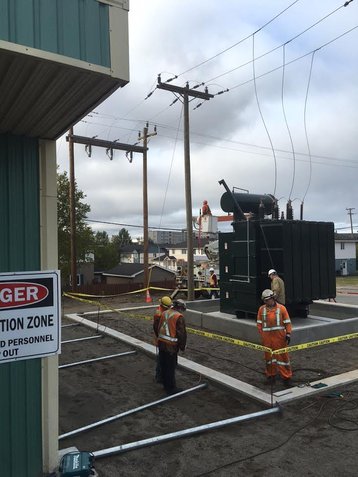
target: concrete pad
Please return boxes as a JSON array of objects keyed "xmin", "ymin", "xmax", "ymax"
[
  {"xmin": 273, "ymin": 370, "xmax": 358, "ymax": 404},
  {"xmin": 65, "ymin": 313, "xmax": 358, "ymax": 407}
]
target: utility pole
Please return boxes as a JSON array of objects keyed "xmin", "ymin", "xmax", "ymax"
[
  {"xmin": 157, "ymin": 76, "xmax": 213, "ymax": 301},
  {"xmin": 138, "ymin": 123, "xmax": 157, "ymax": 291},
  {"xmin": 68, "ymin": 127, "xmax": 77, "ymax": 291},
  {"xmin": 346, "ymin": 207, "xmax": 355, "ymax": 235},
  {"xmin": 66, "ymin": 131, "xmax": 147, "ymax": 292}
]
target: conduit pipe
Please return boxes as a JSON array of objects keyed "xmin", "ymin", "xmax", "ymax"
[
  {"xmin": 59, "ymin": 383, "xmax": 207, "ymax": 440},
  {"xmin": 93, "ymin": 406, "xmax": 281, "ymax": 459},
  {"xmin": 59, "ymin": 351, "xmax": 136, "ymax": 369},
  {"xmin": 61, "ymin": 335, "xmax": 102, "ymax": 344}
]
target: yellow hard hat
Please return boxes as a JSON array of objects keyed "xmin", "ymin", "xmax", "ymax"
[{"xmin": 160, "ymin": 296, "xmax": 172, "ymax": 308}]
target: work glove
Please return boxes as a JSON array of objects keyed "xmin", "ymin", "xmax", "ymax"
[{"xmin": 286, "ymin": 334, "xmax": 291, "ymax": 345}]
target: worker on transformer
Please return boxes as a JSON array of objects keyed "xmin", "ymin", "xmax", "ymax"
[
  {"xmin": 201, "ymin": 200, "xmax": 212, "ymax": 216},
  {"xmin": 153, "ymin": 296, "xmax": 172, "ymax": 383},
  {"xmin": 155, "ymin": 299, "xmax": 187, "ymax": 395},
  {"xmin": 268, "ymin": 268, "xmax": 285, "ymax": 304},
  {"xmin": 257, "ymin": 289, "xmax": 292, "ymax": 387}
]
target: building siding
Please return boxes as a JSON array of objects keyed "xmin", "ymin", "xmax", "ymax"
[
  {"xmin": 0, "ymin": 0, "xmax": 111, "ymax": 67},
  {"xmin": 0, "ymin": 133, "xmax": 42, "ymax": 477}
]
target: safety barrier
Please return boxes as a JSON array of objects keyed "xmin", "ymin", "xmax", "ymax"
[{"xmin": 63, "ymin": 291, "xmax": 358, "ymax": 358}]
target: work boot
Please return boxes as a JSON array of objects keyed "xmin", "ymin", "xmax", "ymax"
[
  {"xmin": 264, "ymin": 376, "xmax": 276, "ymax": 385},
  {"xmin": 166, "ymin": 387, "xmax": 183, "ymax": 395}
]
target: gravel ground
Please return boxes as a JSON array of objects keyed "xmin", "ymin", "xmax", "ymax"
[{"xmin": 59, "ymin": 293, "xmax": 358, "ymax": 477}]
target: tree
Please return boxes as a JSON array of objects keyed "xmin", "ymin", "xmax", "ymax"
[
  {"xmin": 93, "ymin": 231, "xmax": 117, "ymax": 271},
  {"xmin": 57, "ymin": 170, "xmax": 94, "ymax": 286},
  {"xmin": 111, "ymin": 228, "xmax": 132, "ymax": 262}
]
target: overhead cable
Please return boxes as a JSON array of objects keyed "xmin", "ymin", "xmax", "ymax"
[
  {"xmin": 281, "ymin": 44, "xmax": 297, "ymax": 201},
  {"xmin": 80, "ymin": 119, "xmax": 357, "ymax": 167},
  {"xmin": 228, "ymin": 25, "xmax": 358, "ymax": 92},
  {"xmin": 171, "ymin": 0, "xmax": 301, "ymax": 79},
  {"xmin": 204, "ymin": 1, "xmax": 349, "ymax": 85},
  {"xmin": 252, "ymin": 34, "xmax": 277, "ymax": 195},
  {"xmin": 302, "ymin": 51, "xmax": 316, "ymax": 203},
  {"xmin": 157, "ymin": 105, "xmax": 184, "ymax": 230}
]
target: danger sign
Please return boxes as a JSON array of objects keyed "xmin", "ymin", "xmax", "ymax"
[{"xmin": 0, "ymin": 271, "xmax": 61, "ymax": 364}]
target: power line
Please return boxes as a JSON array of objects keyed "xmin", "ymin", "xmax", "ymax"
[
  {"xmin": 82, "ymin": 113, "xmax": 357, "ymax": 165},
  {"xmin": 252, "ymin": 33, "xmax": 277, "ymax": 195},
  {"xmin": 302, "ymin": 51, "xmax": 316, "ymax": 203},
  {"xmin": 203, "ymin": 1, "xmax": 348, "ymax": 85},
  {"xmin": 227, "ymin": 24, "xmax": 358, "ymax": 92},
  {"xmin": 173, "ymin": 0, "xmax": 301, "ymax": 79},
  {"xmin": 281, "ymin": 44, "xmax": 297, "ymax": 200},
  {"xmin": 85, "ymin": 218, "xmax": 186, "ymax": 232},
  {"xmin": 79, "ymin": 119, "xmax": 358, "ymax": 168}
]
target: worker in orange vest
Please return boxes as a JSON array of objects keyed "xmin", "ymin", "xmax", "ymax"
[
  {"xmin": 153, "ymin": 296, "xmax": 172, "ymax": 383},
  {"xmin": 257, "ymin": 289, "xmax": 292, "ymax": 386},
  {"xmin": 155, "ymin": 299, "xmax": 187, "ymax": 395}
]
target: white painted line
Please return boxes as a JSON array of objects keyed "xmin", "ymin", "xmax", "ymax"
[{"xmin": 81, "ymin": 305, "xmax": 155, "ymax": 316}]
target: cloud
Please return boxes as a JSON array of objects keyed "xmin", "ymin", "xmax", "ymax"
[{"xmin": 57, "ymin": 0, "xmax": 358, "ymax": 238}]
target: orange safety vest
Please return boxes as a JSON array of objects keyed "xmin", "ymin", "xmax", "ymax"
[
  {"xmin": 153, "ymin": 305, "xmax": 166, "ymax": 344},
  {"xmin": 257, "ymin": 303, "xmax": 292, "ymax": 378},
  {"xmin": 158, "ymin": 309, "xmax": 182, "ymax": 346}
]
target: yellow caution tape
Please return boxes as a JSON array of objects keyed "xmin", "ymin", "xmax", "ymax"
[
  {"xmin": 63, "ymin": 292, "xmax": 153, "ymax": 321},
  {"xmin": 63, "ymin": 292, "xmax": 102, "ymax": 307},
  {"xmin": 273, "ymin": 332, "xmax": 358, "ymax": 355},
  {"xmin": 63, "ymin": 293, "xmax": 358, "ymax": 357},
  {"xmin": 187, "ymin": 327, "xmax": 271, "ymax": 352}
]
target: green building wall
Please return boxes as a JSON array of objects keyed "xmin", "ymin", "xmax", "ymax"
[
  {"xmin": 0, "ymin": 133, "xmax": 43, "ymax": 477},
  {"xmin": 0, "ymin": 0, "xmax": 111, "ymax": 67}
]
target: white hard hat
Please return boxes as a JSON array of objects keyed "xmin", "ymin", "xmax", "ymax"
[
  {"xmin": 261, "ymin": 289, "xmax": 275, "ymax": 301},
  {"xmin": 268, "ymin": 269, "xmax": 277, "ymax": 277},
  {"xmin": 209, "ymin": 268, "xmax": 214, "ymax": 272}
]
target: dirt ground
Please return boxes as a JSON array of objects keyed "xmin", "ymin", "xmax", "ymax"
[{"xmin": 59, "ymin": 293, "xmax": 358, "ymax": 477}]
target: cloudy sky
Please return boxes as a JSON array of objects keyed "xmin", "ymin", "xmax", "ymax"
[{"xmin": 57, "ymin": 0, "xmax": 358, "ymax": 239}]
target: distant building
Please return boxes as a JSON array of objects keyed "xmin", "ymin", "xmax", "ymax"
[
  {"xmin": 148, "ymin": 229, "xmax": 187, "ymax": 244},
  {"xmin": 334, "ymin": 233, "xmax": 358, "ymax": 275}
]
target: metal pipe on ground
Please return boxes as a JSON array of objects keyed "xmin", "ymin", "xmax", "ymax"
[
  {"xmin": 59, "ymin": 351, "xmax": 136, "ymax": 369},
  {"xmin": 61, "ymin": 335, "xmax": 102, "ymax": 344},
  {"xmin": 59, "ymin": 383, "xmax": 208, "ymax": 440},
  {"xmin": 93, "ymin": 406, "xmax": 281, "ymax": 459}
]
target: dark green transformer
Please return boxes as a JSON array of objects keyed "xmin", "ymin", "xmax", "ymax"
[{"xmin": 219, "ymin": 185, "xmax": 336, "ymax": 318}]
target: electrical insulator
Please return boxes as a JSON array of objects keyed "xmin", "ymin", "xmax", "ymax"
[
  {"xmin": 273, "ymin": 201, "xmax": 279, "ymax": 220},
  {"xmin": 286, "ymin": 200, "xmax": 293, "ymax": 220}
]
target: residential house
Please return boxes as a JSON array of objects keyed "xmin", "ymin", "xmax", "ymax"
[
  {"xmin": 95, "ymin": 263, "xmax": 176, "ymax": 286},
  {"xmin": 151, "ymin": 254, "xmax": 177, "ymax": 271},
  {"xmin": 164, "ymin": 238, "xmax": 211, "ymax": 265},
  {"xmin": 119, "ymin": 243, "xmax": 168, "ymax": 264},
  {"xmin": 334, "ymin": 233, "xmax": 358, "ymax": 275}
]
